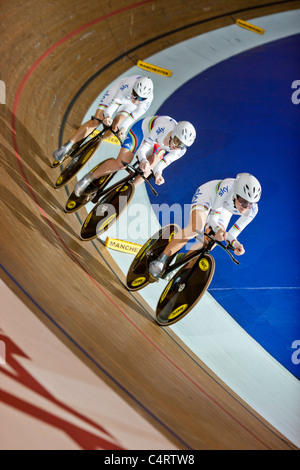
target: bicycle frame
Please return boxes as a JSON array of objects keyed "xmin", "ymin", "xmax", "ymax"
[
  {"xmin": 162, "ymin": 231, "xmax": 239, "ymax": 279},
  {"xmin": 88, "ymin": 162, "xmax": 139, "ymax": 200},
  {"xmin": 155, "ymin": 232, "xmax": 240, "ymax": 326},
  {"xmin": 70, "ymin": 117, "xmax": 122, "ymax": 161},
  {"xmin": 86, "ymin": 160, "xmax": 158, "ymax": 200},
  {"xmin": 80, "ymin": 161, "xmax": 158, "ymax": 240}
]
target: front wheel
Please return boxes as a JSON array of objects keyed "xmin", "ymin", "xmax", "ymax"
[
  {"xmin": 126, "ymin": 224, "xmax": 180, "ymax": 291},
  {"xmin": 156, "ymin": 254, "xmax": 215, "ymax": 326}
]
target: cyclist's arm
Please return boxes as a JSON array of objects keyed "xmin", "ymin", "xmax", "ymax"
[
  {"xmin": 121, "ymin": 98, "xmax": 152, "ymax": 132},
  {"xmin": 207, "ymin": 209, "xmax": 232, "ymax": 240},
  {"xmin": 226, "ymin": 205, "xmax": 258, "ymax": 245},
  {"xmin": 135, "ymin": 138, "xmax": 154, "ymax": 162},
  {"xmin": 104, "ymin": 90, "xmax": 124, "ymax": 119},
  {"xmin": 152, "ymin": 149, "xmax": 186, "ymax": 176},
  {"xmin": 207, "ymin": 180, "xmax": 235, "ymax": 235},
  {"xmin": 135, "ymin": 119, "xmax": 163, "ymax": 162},
  {"xmin": 104, "ymin": 76, "xmax": 132, "ymax": 119}
]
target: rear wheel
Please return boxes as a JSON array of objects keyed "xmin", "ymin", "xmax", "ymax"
[
  {"xmin": 64, "ymin": 159, "xmax": 116, "ymax": 213},
  {"xmin": 80, "ymin": 181, "xmax": 135, "ymax": 240},
  {"xmin": 54, "ymin": 135, "xmax": 100, "ymax": 188},
  {"xmin": 126, "ymin": 224, "xmax": 180, "ymax": 291}
]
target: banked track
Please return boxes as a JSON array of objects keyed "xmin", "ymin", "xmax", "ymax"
[{"xmin": 0, "ymin": 0, "xmax": 299, "ymax": 450}]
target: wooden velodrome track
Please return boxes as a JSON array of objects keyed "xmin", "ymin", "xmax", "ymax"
[{"xmin": 1, "ymin": 0, "xmax": 299, "ymax": 450}]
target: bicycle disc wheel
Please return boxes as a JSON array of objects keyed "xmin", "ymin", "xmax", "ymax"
[
  {"xmin": 54, "ymin": 137, "xmax": 100, "ymax": 189},
  {"xmin": 126, "ymin": 224, "xmax": 180, "ymax": 291},
  {"xmin": 80, "ymin": 181, "xmax": 135, "ymax": 241},
  {"xmin": 156, "ymin": 254, "xmax": 215, "ymax": 326},
  {"xmin": 64, "ymin": 159, "xmax": 116, "ymax": 213}
]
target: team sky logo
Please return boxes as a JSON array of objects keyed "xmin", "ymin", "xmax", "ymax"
[
  {"xmin": 156, "ymin": 126, "xmax": 165, "ymax": 136},
  {"xmin": 101, "ymin": 91, "xmax": 110, "ymax": 101},
  {"xmin": 191, "ymin": 188, "xmax": 203, "ymax": 203},
  {"xmin": 218, "ymin": 186, "xmax": 229, "ymax": 197},
  {"xmin": 120, "ymin": 84, "xmax": 129, "ymax": 92}
]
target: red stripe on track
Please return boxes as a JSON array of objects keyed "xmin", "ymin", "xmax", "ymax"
[{"xmin": 10, "ymin": 2, "xmax": 272, "ymax": 450}]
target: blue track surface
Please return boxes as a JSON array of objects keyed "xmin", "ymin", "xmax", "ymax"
[{"xmin": 148, "ymin": 34, "xmax": 300, "ymax": 379}]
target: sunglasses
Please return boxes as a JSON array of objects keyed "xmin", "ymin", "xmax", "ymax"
[
  {"xmin": 172, "ymin": 135, "xmax": 185, "ymax": 149},
  {"xmin": 132, "ymin": 91, "xmax": 147, "ymax": 102},
  {"xmin": 237, "ymin": 195, "xmax": 254, "ymax": 209}
]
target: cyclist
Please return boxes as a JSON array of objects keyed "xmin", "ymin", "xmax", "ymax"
[
  {"xmin": 53, "ymin": 75, "xmax": 154, "ymax": 164},
  {"xmin": 149, "ymin": 173, "xmax": 262, "ymax": 279},
  {"xmin": 74, "ymin": 116, "xmax": 196, "ymax": 196}
]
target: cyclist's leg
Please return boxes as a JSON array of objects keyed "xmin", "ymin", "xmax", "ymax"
[
  {"xmin": 149, "ymin": 210, "xmax": 207, "ymax": 279},
  {"xmin": 74, "ymin": 148, "xmax": 134, "ymax": 197},
  {"xmin": 74, "ymin": 120, "xmax": 141, "ymax": 196},
  {"xmin": 149, "ymin": 181, "xmax": 217, "ymax": 279},
  {"xmin": 93, "ymin": 147, "xmax": 134, "ymax": 178},
  {"xmin": 70, "ymin": 109, "xmax": 104, "ymax": 144},
  {"xmin": 94, "ymin": 118, "xmax": 142, "ymax": 178},
  {"xmin": 53, "ymin": 109, "xmax": 103, "ymax": 163}
]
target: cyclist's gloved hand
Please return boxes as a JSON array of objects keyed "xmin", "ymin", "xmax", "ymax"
[
  {"xmin": 232, "ymin": 240, "xmax": 245, "ymax": 256},
  {"xmin": 155, "ymin": 172, "xmax": 165, "ymax": 185},
  {"xmin": 215, "ymin": 228, "xmax": 227, "ymax": 242},
  {"xmin": 117, "ymin": 127, "xmax": 126, "ymax": 140},
  {"xmin": 139, "ymin": 158, "xmax": 151, "ymax": 174},
  {"xmin": 103, "ymin": 116, "xmax": 113, "ymax": 127}
]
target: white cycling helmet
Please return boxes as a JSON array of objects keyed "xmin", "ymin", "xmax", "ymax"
[
  {"xmin": 133, "ymin": 77, "xmax": 153, "ymax": 100},
  {"xmin": 234, "ymin": 173, "xmax": 262, "ymax": 203},
  {"xmin": 171, "ymin": 121, "xmax": 196, "ymax": 147}
]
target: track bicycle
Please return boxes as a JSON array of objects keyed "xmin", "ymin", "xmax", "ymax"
[
  {"xmin": 80, "ymin": 161, "xmax": 158, "ymax": 241},
  {"xmin": 126, "ymin": 229, "xmax": 240, "ymax": 326},
  {"xmin": 53, "ymin": 117, "xmax": 122, "ymax": 189}
]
